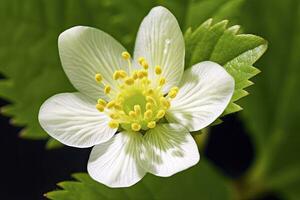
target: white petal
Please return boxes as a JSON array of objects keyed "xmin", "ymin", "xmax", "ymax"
[
  {"xmin": 166, "ymin": 61, "xmax": 235, "ymax": 132},
  {"xmin": 58, "ymin": 26, "xmax": 128, "ymax": 100},
  {"xmin": 133, "ymin": 6, "xmax": 185, "ymax": 93},
  {"xmin": 88, "ymin": 131, "xmax": 146, "ymax": 188},
  {"xmin": 142, "ymin": 123, "xmax": 200, "ymax": 177},
  {"xmin": 38, "ymin": 93, "xmax": 116, "ymax": 148}
]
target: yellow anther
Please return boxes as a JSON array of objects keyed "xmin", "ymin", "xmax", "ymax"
[
  {"xmin": 160, "ymin": 97, "xmax": 170, "ymax": 109},
  {"xmin": 146, "ymin": 96, "xmax": 155, "ymax": 104},
  {"xmin": 118, "ymin": 70, "xmax": 128, "ymax": 79},
  {"xmin": 113, "ymin": 71, "xmax": 120, "ymax": 80},
  {"xmin": 141, "ymin": 61, "xmax": 149, "ymax": 69},
  {"xmin": 144, "ymin": 109, "xmax": 153, "ymax": 119},
  {"xmin": 168, "ymin": 90, "xmax": 178, "ymax": 98},
  {"xmin": 125, "ymin": 77, "xmax": 134, "ymax": 85},
  {"xmin": 147, "ymin": 121, "xmax": 156, "ymax": 129},
  {"xmin": 131, "ymin": 123, "xmax": 141, "ymax": 131},
  {"xmin": 95, "ymin": 73, "xmax": 102, "ymax": 82},
  {"xmin": 159, "ymin": 77, "xmax": 166, "ymax": 86},
  {"xmin": 132, "ymin": 71, "xmax": 138, "ymax": 80},
  {"xmin": 109, "ymin": 113, "xmax": 119, "ymax": 119},
  {"xmin": 156, "ymin": 110, "xmax": 166, "ymax": 119},
  {"xmin": 171, "ymin": 86, "xmax": 179, "ymax": 92},
  {"xmin": 96, "ymin": 104, "xmax": 105, "ymax": 112},
  {"xmin": 142, "ymin": 78, "xmax": 151, "ymax": 85},
  {"xmin": 129, "ymin": 111, "xmax": 137, "ymax": 118},
  {"xmin": 114, "ymin": 103, "xmax": 122, "ymax": 110},
  {"xmin": 146, "ymin": 89, "xmax": 154, "ymax": 95},
  {"xmin": 138, "ymin": 57, "xmax": 146, "ymax": 65},
  {"xmin": 122, "ymin": 51, "xmax": 131, "ymax": 60},
  {"xmin": 97, "ymin": 99, "xmax": 107, "ymax": 106},
  {"xmin": 146, "ymin": 102, "xmax": 153, "ymax": 110},
  {"xmin": 134, "ymin": 105, "xmax": 141, "ymax": 115},
  {"xmin": 117, "ymin": 95, "xmax": 124, "ymax": 102},
  {"xmin": 155, "ymin": 65, "xmax": 162, "ymax": 75},
  {"xmin": 104, "ymin": 85, "xmax": 111, "ymax": 94},
  {"xmin": 137, "ymin": 71, "xmax": 145, "ymax": 79},
  {"xmin": 107, "ymin": 101, "xmax": 115, "ymax": 109},
  {"xmin": 109, "ymin": 120, "xmax": 119, "ymax": 129},
  {"xmin": 143, "ymin": 70, "xmax": 148, "ymax": 76}
]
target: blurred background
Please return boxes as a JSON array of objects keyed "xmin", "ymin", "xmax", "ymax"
[{"xmin": 0, "ymin": 0, "xmax": 299, "ymax": 199}]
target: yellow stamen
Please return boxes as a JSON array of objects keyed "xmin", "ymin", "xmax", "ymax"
[
  {"xmin": 160, "ymin": 97, "xmax": 170, "ymax": 109},
  {"xmin": 168, "ymin": 90, "xmax": 178, "ymax": 98},
  {"xmin": 97, "ymin": 99, "xmax": 107, "ymax": 106},
  {"xmin": 109, "ymin": 113, "xmax": 119, "ymax": 119},
  {"xmin": 129, "ymin": 111, "xmax": 137, "ymax": 118},
  {"xmin": 121, "ymin": 51, "xmax": 131, "ymax": 60},
  {"xmin": 125, "ymin": 77, "xmax": 134, "ymax": 85},
  {"xmin": 147, "ymin": 121, "xmax": 156, "ymax": 129},
  {"xmin": 155, "ymin": 65, "xmax": 162, "ymax": 75},
  {"xmin": 96, "ymin": 104, "xmax": 105, "ymax": 112},
  {"xmin": 144, "ymin": 109, "xmax": 153, "ymax": 119},
  {"xmin": 142, "ymin": 70, "xmax": 148, "ymax": 77},
  {"xmin": 144, "ymin": 89, "xmax": 153, "ymax": 95},
  {"xmin": 137, "ymin": 71, "xmax": 145, "ymax": 79},
  {"xmin": 141, "ymin": 61, "xmax": 149, "ymax": 69},
  {"xmin": 114, "ymin": 103, "xmax": 122, "ymax": 110},
  {"xmin": 118, "ymin": 70, "xmax": 127, "ymax": 79},
  {"xmin": 146, "ymin": 102, "xmax": 153, "ymax": 110},
  {"xmin": 109, "ymin": 120, "xmax": 119, "ymax": 129},
  {"xmin": 138, "ymin": 57, "xmax": 145, "ymax": 65},
  {"xmin": 146, "ymin": 96, "xmax": 155, "ymax": 104},
  {"xmin": 131, "ymin": 123, "xmax": 141, "ymax": 131},
  {"xmin": 104, "ymin": 85, "xmax": 111, "ymax": 94},
  {"xmin": 156, "ymin": 110, "xmax": 165, "ymax": 119},
  {"xmin": 95, "ymin": 73, "xmax": 102, "ymax": 82},
  {"xmin": 134, "ymin": 105, "xmax": 141, "ymax": 115},
  {"xmin": 159, "ymin": 77, "xmax": 166, "ymax": 86},
  {"xmin": 171, "ymin": 86, "xmax": 179, "ymax": 92},
  {"xmin": 132, "ymin": 71, "xmax": 138, "ymax": 80},
  {"xmin": 142, "ymin": 77, "xmax": 150, "ymax": 85},
  {"xmin": 113, "ymin": 71, "xmax": 120, "ymax": 80},
  {"xmin": 107, "ymin": 101, "xmax": 115, "ymax": 109}
]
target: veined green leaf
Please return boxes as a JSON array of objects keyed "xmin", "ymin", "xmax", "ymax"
[{"xmin": 184, "ymin": 19, "xmax": 267, "ymax": 116}]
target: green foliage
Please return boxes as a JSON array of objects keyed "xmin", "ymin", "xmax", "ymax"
[
  {"xmin": 184, "ymin": 19, "xmax": 267, "ymax": 116},
  {"xmin": 0, "ymin": 0, "xmax": 250, "ymax": 145},
  {"xmin": 46, "ymin": 160, "xmax": 232, "ymax": 200},
  {"xmin": 238, "ymin": 0, "xmax": 300, "ymax": 199}
]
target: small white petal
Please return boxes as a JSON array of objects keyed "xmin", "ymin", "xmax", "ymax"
[
  {"xmin": 88, "ymin": 131, "xmax": 146, "ymax": 188},
  {"xmin": 38, "ymin": 93, "xmax": 116, "ymax": 148},
  {"xmin": 58, "ymin": 26, "xmax": 128, "ymax": 101},
  {"xmin": 166, "ymin": 61, "xmax": 235, "ymax": 132},
  {"xmin": 142, "ymin": 123, "xmax": 200, "ymax": 177},
  {"xmin": 133, "ymin": 6, "xmax": 184, "ymax": 93}
]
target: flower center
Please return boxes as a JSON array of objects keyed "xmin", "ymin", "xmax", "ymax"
[{"xmin": 94, "ymin": 52, "xmax": 179, "ymax": 132}]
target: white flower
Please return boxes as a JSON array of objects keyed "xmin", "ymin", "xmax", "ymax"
[{"xmin": 38, "ymin": 6, "xmax": 234, "ymax": 188}]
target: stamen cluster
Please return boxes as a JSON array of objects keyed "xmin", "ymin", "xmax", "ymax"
[{"xmin": 94, "ymin": 52, "xmax": 179, "ymax": 132}]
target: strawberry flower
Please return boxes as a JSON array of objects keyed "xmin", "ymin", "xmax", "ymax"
[{"xmin": 39, "ymin": 6, "xmax": 234, "ymax": 188}]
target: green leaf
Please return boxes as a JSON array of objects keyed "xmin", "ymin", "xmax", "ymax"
[
  {"xmin": 0, "ymin": 0, "xmax": 248, "ymax": 145},
  {"xmin": 184, "ymin": 19, "xmax": 267, "ymax": 116},
  {"xmin": 238, "ymin": 0, "xmax": 300, "ymax": 199},
  {"xmin": 46, "ymin": 160, "xmax": 232, "ymax": 200}
]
